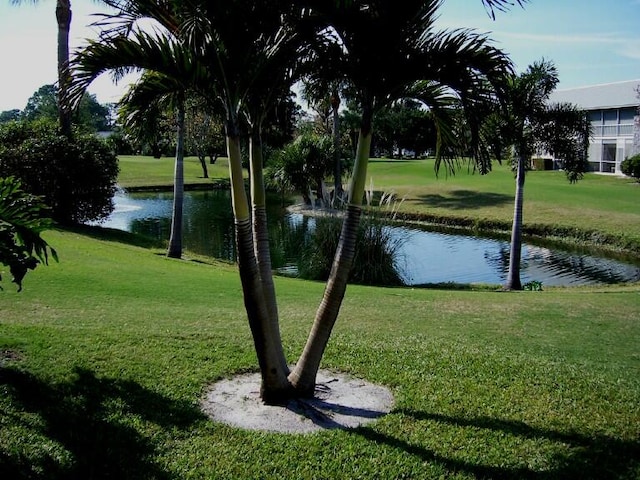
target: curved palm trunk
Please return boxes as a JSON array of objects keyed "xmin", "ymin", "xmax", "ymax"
[
  {"xmin": 167, "ymin": 101, "xmax": 185, "ymax": 259},
  {"xmin": 289, "ymin": 122, "xmax": 372, "ymax": 396},
  {"xmin": 56, "ymin": 0, "xmax": 72, "ymax": 137},
  {"xmin": 505, "ymin": 153, "xmax": 525, "ymax": 290},
  {"xmin": 227, "ymin": 130, "xmax": 290, "ymax": 403}
]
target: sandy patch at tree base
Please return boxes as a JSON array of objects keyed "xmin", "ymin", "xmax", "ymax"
[{"xmin": 201, "ymin": 370, "xmax": 394, "ymax": 434}]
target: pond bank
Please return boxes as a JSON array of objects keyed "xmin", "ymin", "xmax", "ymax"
[
  {"xmin": 119, "ymin": 182, "xmax": 640, "ymax": 261},
  {"xmin": 290, "ymin": 203, "xmax": 640, "ymax": 261}
]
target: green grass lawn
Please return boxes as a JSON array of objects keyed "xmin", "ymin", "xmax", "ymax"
[
  {"xmin": 1, "ymin": 228, "xmax": 639, "ymax": 479},
  {"xmin": 116, "ymin": 155, "xmax": 232, "ymax": 189},
  {"xmin": 2, "ymin": 156, "xmax": 638, "ymax": 478}
]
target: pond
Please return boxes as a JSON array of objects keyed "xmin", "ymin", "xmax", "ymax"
[{"xmin": 96, "ymin": 189, "xmax": 640, "ymax": 287}]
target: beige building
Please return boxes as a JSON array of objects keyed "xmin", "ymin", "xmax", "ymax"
[{"xmin": 550, "ymin": 80, "xmax": 640, "ymax": 173}]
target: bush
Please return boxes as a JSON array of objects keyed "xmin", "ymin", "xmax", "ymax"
[
  {"xmin": 297, "ymin": 214, "xmax": 405, "ymax": 287},
  {"xmin": 266, "ymin": 133, "xmax": 335, "ymax": 205},
  {"xmin": 621, "ymin": 153, "xmax": 640, "ymax": 182},
  {"xmin": 0, "ymin": 120, "xmax": 119, "ymax": 224}
]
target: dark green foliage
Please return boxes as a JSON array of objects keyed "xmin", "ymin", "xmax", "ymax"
[
  {"xmin": 0, "ymin": 109, "xmax": 21, "ymax": 123},
  {"xmin": 104, "ymin": 128, "xmax": 136, "ymax": 155},
  {"xmin": 0, "ymin": 120, "xmax": 119, "ymax": 225},
  {"xmin": 523, "ymin": 280, "xmax": 543, "ymax": 291},
  {"xmin": 373, "ymin": 99, "xmax": 436, "ymax": 158},
  {"xmin": 297, "ymin": 214, "xmax": 405, "ymax": 286},
  {"xmin": 266, "ymin": 133, "xmax": 336, "ymax": 205},
  {"xmin": 21, "ymin": 84, "xmax": 111, "ymax": 133},
  {"xmin": 621, "ymin": 154, "xmax": 640, "ymax": 182},
  {"xmin": 0, "ymin": 176, "xmax": 57, "ymax": 291},
  {"xmin": 22, "ymin": 84, "xmax": 59, "ymax": 123}
]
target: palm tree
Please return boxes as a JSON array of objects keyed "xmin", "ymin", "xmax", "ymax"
[
  {"xmin": 484, "ymin": 60, "xmax": 590, "ymax": 290},
  {"xmin": 286, "ymin": 0, "xmax": 514, "ymax": 395},
  {"xmin": 68, "ymin": 0, "xmax": 522, "ymax": 403},
  {"xmin": 300, "ymin": 39, "xmax": 352, "ymax": 202},
  {"xmin": 68, "ymin": 0, "xmax": 298, "ymax": 402},
  {"xmin": 119, "ymin": 71, "xmax": 187, "ymax": 258}
]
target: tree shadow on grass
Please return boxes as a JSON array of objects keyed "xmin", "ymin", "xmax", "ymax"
[
  {"xmin": 354, "ymin": 408, "xmax": 640, "ymax": 479},
  {"xmin": 60, "ymin": 224, "xmax": 166, "ymax": 250},
  {"xmin": 415, "ymin": 190, "xmax": 513, "ymax": 210},
  {"xmin": 0, "ymin": 366, "xmax": 204, "ymax": 479}
]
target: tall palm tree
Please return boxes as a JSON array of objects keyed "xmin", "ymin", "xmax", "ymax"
[
  {"xmin": 287, "ymin": 0, "xmax": 514, "ymax": 395},
  {"xmin": 68, "ymin": 1, "xmax": 203, "ymax": 262},
  {"xmin": 300, "ymin": 39, "xmax": 352, "ymax": 202},
  {"xmin": 68, "ymin": 0, "xmax": 522, "ymax": 403},
  {"xmin": 119, "ymin": 71, "xmax": 187, "ymax": 258},
  {"xmin": 484, "ymin": 60, "xmax": 590, "ymax": 290},
  {"xmin": 10, "ymin": 0, "xmax": 81, "ymax": 136}
]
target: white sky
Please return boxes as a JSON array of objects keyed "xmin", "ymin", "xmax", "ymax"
[{"xmin": 0, "ymin": 0, "xmax": 639, "ymax": 112}]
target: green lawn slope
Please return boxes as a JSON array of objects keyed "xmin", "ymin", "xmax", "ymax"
[
  {"xmin": 1, "ymin": 227, "xmax": 639, "ymax": 479},
  {"xmin": 2, "ymin": 155, "xmax": 638, "ymax": 478}
]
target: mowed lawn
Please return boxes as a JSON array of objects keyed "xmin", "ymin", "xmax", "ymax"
[{"xmin": 1, "ymin": 155, "xmax": 639, "ymax": 478}]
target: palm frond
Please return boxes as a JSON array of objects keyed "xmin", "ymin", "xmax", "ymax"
[
  {"xmin": 481, "ymin": 0, "xmax": 528, "ymax": 19},
  {"xmin": 0, "ymin": 177, "xmax": 57, "ymax": 291},
  {"xmin": 67, "ymin": 29, "xmax": 201, "ymax": 108}
]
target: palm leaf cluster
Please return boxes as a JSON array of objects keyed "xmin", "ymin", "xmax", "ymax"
[{"xmin": 0, "ymin": 177, "xmax": 57, "ymax": 292}]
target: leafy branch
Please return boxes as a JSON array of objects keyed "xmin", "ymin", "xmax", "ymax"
[{"xmin": 0, "ymin": 177, "xmax": 58, "ymax": 291}]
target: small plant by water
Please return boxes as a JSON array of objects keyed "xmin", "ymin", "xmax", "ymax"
[{"xmin": 523, "ymin": 280, "xmax": 543, "ymax": 291}]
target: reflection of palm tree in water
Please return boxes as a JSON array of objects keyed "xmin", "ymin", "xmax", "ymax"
[
  {"xmin": 484, "ymin": 245, "xmax": 528, "ymax": 284},
  {"xmin": 485, "ymin": 243, "xmax": 638, "ymax": 286}
]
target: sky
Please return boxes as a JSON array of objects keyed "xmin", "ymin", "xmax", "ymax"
[{"xmin": 0, "ymin": 0, "xmax": 639, "ymax": 113}]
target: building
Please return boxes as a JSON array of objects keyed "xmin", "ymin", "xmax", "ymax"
[{"xmin": 549, "ymin": 80, "xmax": 640, "ymax": 174}]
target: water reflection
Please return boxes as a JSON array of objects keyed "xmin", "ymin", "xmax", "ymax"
[{"xmin": 97, "ymin": 190, "xmax": 640, "ymax": 287}]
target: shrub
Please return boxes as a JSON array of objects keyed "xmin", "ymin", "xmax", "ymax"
[
  {"xmin": 621, "ymin": 153, "xmax": 640, "ymax": 182},
  {"xmin": 0, "ymin": 120, "xmax": 119, "ymax": 224},
  {"xmin": 523, "ymin": 280, "xmax": 543, "ymax": 291},
  {"xmin": 266, "ymin": 133, "xmax": 335, "ymax": 205},
  {"xmin": 297, "ymin": 214, "xmax": 405, "ymax": 287}
]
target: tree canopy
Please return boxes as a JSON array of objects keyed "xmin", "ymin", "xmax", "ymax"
[{"xmin": 1, "ymin": 84, "xmax": 112, "ymax": 132}]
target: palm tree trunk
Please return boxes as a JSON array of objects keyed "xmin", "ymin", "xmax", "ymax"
[
  {"xmin": 505, "ymin": 153, "xmax": 526, "ymax": 290},
  {"xmin": 331, "ymin": 89, "xmax": 343, "ymax": 202},
  {"xmin": 249, "ymin": 131, "xmax": 289, "ymax": 373},
  {"xmin": 167, "ymin": 100, "xmax": 185, "ymax": 259},
  {"xmin": 289, "ymin": 116, "xmax": 373, "ymax": 396},
  {"xmin": 56, "ymin": 0, "xmax": 72, "ymax": 137},
  {"xmin": 227, "ymin": 129, "xmax": 290, "ymax": 403}
]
